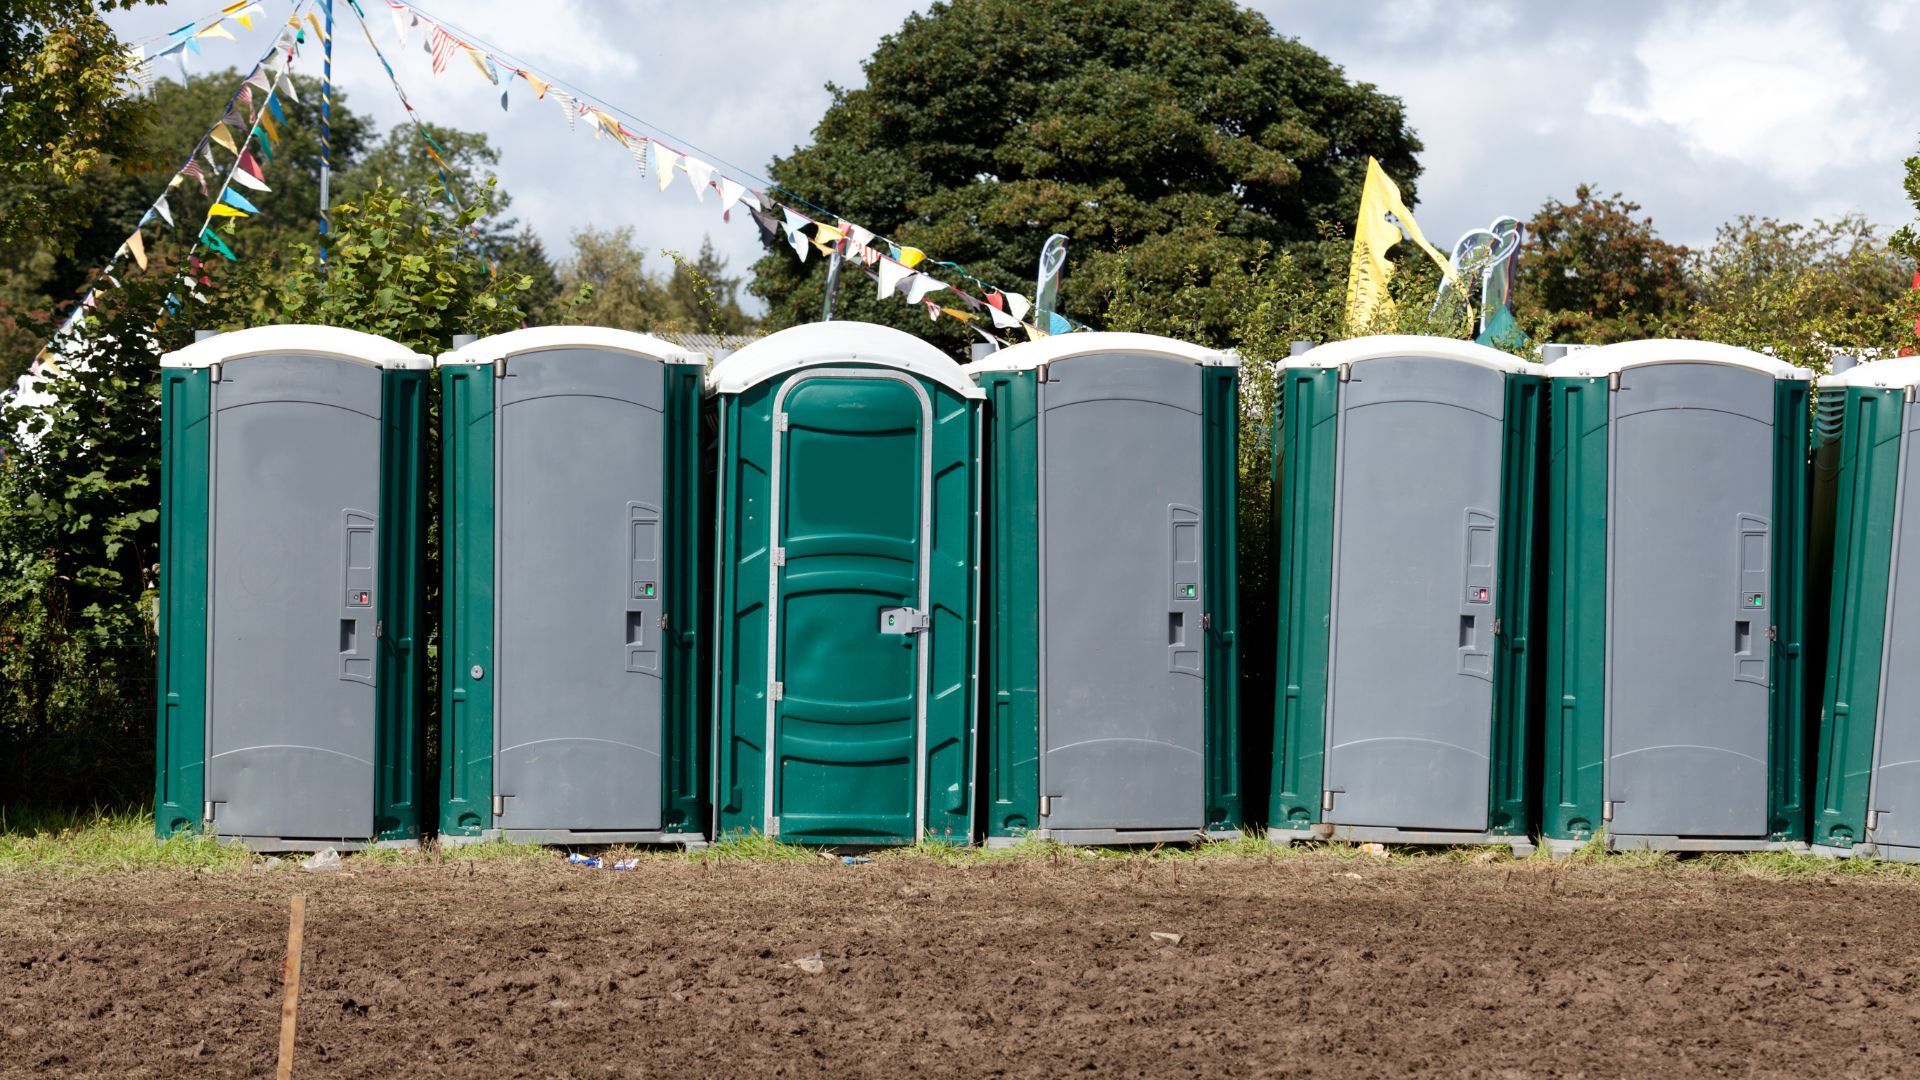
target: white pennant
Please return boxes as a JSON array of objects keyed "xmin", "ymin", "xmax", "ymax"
[
  {"xmin": 551, "ymin": 89, "xmax": 576, "ymax": 129},
  {"xmin": 716, "ymin": 177, "xmax": 747, "ymax": 215},
  {"xmin": 848, "ymin": 223, "xmax": 875, "ymax": 248},
  {"xmin": 905, "ymin": 274, "xmax": 950, "ymax": 306},
  {"xmin": 682, "ymin": 157, "xmax": 715, "ymax": 201},
  {"xmin": 653, "ymin": 142, "xmax": 680, "ymax": 192},
  {"xmin": 628, "ymin": 138, "xmax": 650, "ymax": 177},
  {"xmin": 1003, "ymin": 291, "xmax": 1032, "ymax": 322},
  {"xmin": 153, "ymin": 195, "xmax": 173, "ymax": 227},
  {"xmin": 782, "ymin": 208, "xmax": 812, "ymax": 262},
  {"xmin": 247, "ymin": 66, "xmax": 272, "ymax": 94},
  {"xmin": 276, "ymin": 71, "xmax": 299, "ymax": 104},
  {"xmin": 988, "ymin": 303, "xmax": 1022, "ymax": 330},
  {"xmin": 391, "ymin": 6, "xmax": 411, "ymax": 47},
  {"xmin": 876, "ymin": 257, "xmax": 913, "ymax": 299},
  {"xmin": 228, "ymin": 167, "xmax": 270, "ymax": 193}
]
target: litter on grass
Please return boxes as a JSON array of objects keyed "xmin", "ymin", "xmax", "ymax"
[{"xmin": 566, "ymin": 853, "xmax": 640, "ymax": 871}]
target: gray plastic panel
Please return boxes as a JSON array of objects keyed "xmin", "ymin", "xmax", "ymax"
[
  {"xmin": 1871, "ymin": 401, "xmax": 1920, "ymax": 849},
  {"xmin": 1039, "ymin": 352, "xmax": 1204, "ymax": 832},
  {"xmin": 206, "ymin": 353, "xmax": 381, "ymax": 841},
  {"xmin": 1606, "ymin": 362, "xmax": 1773, "ymax": 837},
  {"xmin": 1323, "ymin": 356, "xmax": 1503, "ymax": 832},
  {"xmin": 495, "ymin": 348, "xmax": 665, "ymax": 833}
]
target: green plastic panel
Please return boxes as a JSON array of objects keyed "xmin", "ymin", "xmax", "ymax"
[
  {"xmin": 1201, "ymin": 365, "xmax": 1242, "ymax": 831},
  {"xmin": 978, "ymin": 368, "xmax": 1040, "ymax": 840},
  {"xmin": 1489, "ymin": 373, "xmax": 1546, "ymax": 836},
  {"xmin": 1541, "ymin": 377, "xmax": 1610, "ymax": 843},
  {"xmin": 154, "ymin": 368, "xmax": 212, "ymax": 839},
  {"xmin": 661, "ymin": 362, "xmax": 705, "ymax": 834},
  {"xmin": 713, "ymin": 364, "xmax": 977, "ymax": 845},
  {"xmin": 374, "ymin": 369, "xmax": 429, "ymax": 842},
  {"xmin": 1810, "ymin": 387, "xmax": 1903, "ymax": 849},
  {"xmin": 1768, "ymin": 379, "xmax": 1811, "ymax": 842},
  {"xmin": 1267, "ymin": 367, "xmax": 1339, "ymax": 830},
  {"xmin": 437, "ymin": 364, "xmax": 495, "ymax": 837}
]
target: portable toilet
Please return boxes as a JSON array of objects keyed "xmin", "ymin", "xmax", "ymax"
[
  {"xmin": 970, "ymin": 333, "xmax": 1242, "ymax": 844},
  {"xmin": 154, "ymin": 326, "xmax": 430, "ymax": 849},
  {"xmin": 1541, "ymin": 340, "xmax": 1812, "ymax": 854},
  {"xmin": 1267, "ymin": 336, "xmax": 1544, "ymax": 853},
  {"xmin": 708, "ymin": 321, "xmax": 982, "ymax": 845},
  {"xmin": 1808, "ymin": 356, "xmax": 1920, "ymax": 860},
  {"xmin": 436, "ymin": 328, "xmax": 707, "ymax": 845}
]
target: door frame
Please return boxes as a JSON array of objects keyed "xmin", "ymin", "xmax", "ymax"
[
  {"xmin": 764, "ymin": 367, "xmax": 936, "ymax": 842},
  {"xmin": 1868, "ymin": 410, "xmax": 1917, "ymax": 832}
]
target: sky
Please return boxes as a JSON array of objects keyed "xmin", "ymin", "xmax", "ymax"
[{"xmin": 106, "ymin": 0, "xmax": 1919, "ymax": 310}]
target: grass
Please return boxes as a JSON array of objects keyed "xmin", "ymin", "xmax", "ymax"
[{"xmin": 10, "ymin": 809, "xmax": 1920, "ymax": 882}]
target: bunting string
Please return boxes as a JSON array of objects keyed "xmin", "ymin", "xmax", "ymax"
[{"xmin": 388, "ymin": 0, "xmax": 1083, "ymax": 341}]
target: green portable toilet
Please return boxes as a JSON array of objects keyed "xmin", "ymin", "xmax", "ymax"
[
  {"xmin": 1266, "ymin": 335, "xmax": 1543, "ymax": 853},
  {"xmin": 708, "ymin": 321, "xmax": 982, "ymax": 845},
  {"xmin": 1542, "ymin": 340, "xmax": 1812, "ymax": 854},
  {"xmin": 155, "ymin": 326, "xmax": 430, "ymax": 850},
  {"xmin": 437, "ymin": 327, "xmax": 706, "ymax": 845},
  {"xmin": 970, "ymin": 332, "xmax": 1242, "ymax": 845},
  {"xmin": 1809, "ymin": 357, "xmax": 1920, "ymax": 860}
]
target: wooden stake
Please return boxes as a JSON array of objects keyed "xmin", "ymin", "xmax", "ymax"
[{"xmin": 276, "ymin": 895, "xmax": 307, "ymax": 1080}]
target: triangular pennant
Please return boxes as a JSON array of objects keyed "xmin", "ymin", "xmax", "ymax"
[
  {"xmin": 940, "ymin": 306, "xmax": 976, "ymax": 324},
  {"xmin": 391, "ymin": 5, "xmax": 410, "ymax": 47},
  {"xmin": 466, "ymin": 46, "xmax": 498, "ymax": 84},
  {"xmin": 228, "ymin": 166, "xmax": 270, "ymax": 192},
  {"xmin": 848, "ymin": 223, "xmax": 875, "ymax": 248},
  {"xmin": 202, "ymin": 141, "xmax": 218, "ymax": 168},
  {"xmin": 260, "ymin": 112, "xmax": 280, "ymax": 144},
  {"xmin": 179, "ymin": 160, "xmax": 208, "ymax": 194},
  {"xmin": 247, "ymin": 66, "xmax": 272, "ymax": 93},
  {"xmin": 232, "ymin": 8, "xmax": 255, "ymax": 30},
  {"xmin": 653, "ymin": 142, "xmax": 679, "ymax": 192},
  {"xmin": 123, "ymin": 230, "xmax": 148, "ymax": 271},
  {"xmin": 905, "ymin": 274, "xmax": 950, "ymax": 306},
  {"xmin": 208, "ymin": 123, "xmax": 238, "ymax": 155},
  {"xmin": 196, "ymin": 21, "xmax": 236, "ymax": 40},
  {"xmin": 781, "ymin": 208, "xmax": 812, "ymax": 261},
  {"xmin": 237, "ymin": 148, "xmax": 265, "ymax": 180},
  {"xmin": 926, "ymin": 300, "xmax": 942, "ymax": 321},
  {"xmin": 1025, "ymin": 323, "xmax": 1052, "ymax": 341},
  {"xmin": 523, "ymin": 72, "xmax": 549, "ymax": 98},
  {"xmin": 973, "ymin": 327, "xmax": 1006, "ymax": 350},
  {"xmin": 500, "ymin": 89, "xmax": 509, "ymax": 112},
  {"xmin": 274, "ymin": 71, "xmax": 298, "ymax": 105},
  {"xmin": 814, "ymin": 221, "xmax": 845, "ymax": 245},
  {"xmin": 207, "ymin": 203, "xmax": 250, "ymax": 218},
  {"xmin": 1003, "ymin": 291, "xmax": 1032, "ymax": 322},
  {"xmin": 185, "ymin": 35, "xmax": 202, "ymax": 55},
  {"xmin": 862, "ymin": 246, "xmax": 881, "ymax": 267},
  {"xmin": 153, "ymin": 195, "xmax": 174, "ymax": 227},
  {"xmin": 200, "ymin": 227, "xmax": 237, "ymax": 260},
  {"xmin": 551, "ymin": 89, "xmax": 576, "ymax": 129},
  {"xmin": 988, "ymin": 303, "xmax": 1022, "ymax": 330},
  {"xmin": 267, "ymin": 93, "xmax": 285, "ymax": 125},
  {"xmin": 683, "ymin": 157, "xmax": 715, "ymax": 200},
  {"xmin": 305, "ymin": 10, "xmax": 325, "ymax": 43},
  {"xmin": 717, "ymin": 177, "xmax": 748, "ymax": 215},
  {"xmin": 627, "ymin": 137, "xmax": 650, "ymax": 176},
  {"xmin": 811, "ymin": 234, "xmax": 839, "ymax": 258},
  {"xmin": 749, "ymin": 207, "xmax": 781, "ymax": 246},
  {"xmin": 235, "ymin": 83, "xmax": 253, "ymax": 120},
  {"xmin": 986, "ymin": 290, "xmax": 1005, "ymax": 312},
  {"xmin": 898, "ymin": 246, "xmax": 926, "ymax": 269},
  {"xmin": 876, "ymin": 257, "xmax": 913, "ymax": 298}
]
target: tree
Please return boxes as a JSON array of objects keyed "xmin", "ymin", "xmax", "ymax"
[
  {"xmin": 557, "ymin": 228, "xmax": 751, "ymax": 335},
  {"xmin": 1513, "ymin": 184, "xmax": 1692, "ymax": 344},
  {"xmin": 750, "ymin": 0, "xmax": 1423, "ymax": 351},
  {"xmin": 1676, "ymin": 215, "xmax": 1914, "ymax": 372}
]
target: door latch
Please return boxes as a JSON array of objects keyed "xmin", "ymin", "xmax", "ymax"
[{"xmin": 879, "ymin": 607, "xmax": 930, "ymax": 635}]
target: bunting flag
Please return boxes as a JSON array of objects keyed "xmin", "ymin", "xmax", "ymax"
[
  {"xmin": 523, "ymin": 71, "xmax": 549, "ymax": 99},
  {"xmin": 987, "ymin": 302, "xmax": 1022, "ymax": 330},
  {"xmin": 196, "ymin": 21, "xmax": 235, "ymax": 40},
  {"xmin": 428, "ymin": 25, "xmax": 457, "ymax": 73},
  {"xmin": 247, "ymin": 66, "xmax": 272, "ymax": 94},
  {"xmin": 897, "ymin": 246, "xmax": 926, "ymax": 269},
  {"xmin": 465, "ymin": 46, "xmax": 497, "ymax": 84},
  {"xmin": 179, "ymin": 159, "xmax": 208, "ymax": 194},
  {"xmin": 876, "ymin": 256, "xmax": 913, "ymax": 298},
  {"xmin": 390, "ymin": 1, "xmax": 411, "ymax": 47},
  {"xmin": 208, "ymin": 122, "xmax": 238, "ymax": 155},
  {"xmin": 905, "ymin": 273, "xmax": 949, "ymax": 306},
  {"xmin": 653, "ymin": 142, "xmax": 680, "ymax": 192},
  {"xmin": 781, "ymin": 208, "xmax": 812, "ymax": 261},
  {"xmin": 748, "ymin": 206, "xmax": 781, "ymax": 246},
  {"xmin": 275, "ymin": 70, "xmax": 299, "ymax": 104},
  {"xmin": 237, "ymin": 147, "xmax": 265, "ymax": 181},
  {"xmin": 200, "ymin": 227, "xmax": 236, "ymax": 260},
  {"xmin": 716, "ymin": 177, "xmax": 747, "ymax": 215},
  {"xmin": 153, "ymin": 194, "xmax": 174, "ymax": 227},
  {"xmin": 683, "ymin": 157, "xmax": 715, "ymax": 201},
  {"xmin": 207, "ymin": 204, "xmax": 249, "ymax": 218},
  {"xmin": 551, "ymin": 88, "xmax": 577, "ymax": 129},
  {"xmin": 626, "ymin": 138, "xmax": 649, "ymax": 175},
  {"xmin": 1344, "ymin": 156, "xmax": 1454, "ymax": 329},
  {"xmin": 220, "ymin": 188, "xmax": 261, "ymax": 214},
  {"xmin": 122, "ymin": 230, "xmax": 149, "ymax": 270}
]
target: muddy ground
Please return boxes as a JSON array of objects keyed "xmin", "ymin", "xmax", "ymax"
[{"xmin": 4, "ymin": 852, "xmax": 1920, "ymax": 1077}]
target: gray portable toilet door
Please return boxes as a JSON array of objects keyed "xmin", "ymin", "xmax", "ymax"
[
  {"xmin": 1605, "ymin": 363, "xmax": 1773, "ymax": 838},
  {"xmin": 1868, "ymin": 403, "xmax": 1920, "ymax": 849},
  {"xmin": 1322, "ymin": 357, "xmax": 1504, "ymax": 832},
  {"xmin": 206, "ymin": 354, "xmax": 382, "ymax": 842},
  {"xmin": 1038, "ymin": 352, "xmax": 1205, "ymax": 833},
  {"xmin": 494, "ymin": 349, "xmax": 666, "ymax": 834}
]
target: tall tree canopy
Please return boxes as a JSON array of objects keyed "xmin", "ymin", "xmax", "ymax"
[
  {"xmin": 1512, "ymin": 184, "xmax": 1692, "ymax": 344},
  {"xmin": 750, "ymin": 0, "xmax": 1423, "ymax": 349}
]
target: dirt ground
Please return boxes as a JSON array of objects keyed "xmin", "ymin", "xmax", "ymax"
[{"xmin": 5, "ymin": 852, "xmax": 1920, "ymax": 1078}]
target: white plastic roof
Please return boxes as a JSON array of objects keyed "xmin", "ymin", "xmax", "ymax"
[
  {"xmin": 1545, "ymin": 339, "xmax": 1812, "ymax": 381},
  {"xmin": 967, "ymin": 332, "xmax": 1234, "ymax": 373},
  {"xmin": 1283, "ymin": 334, "xmax": 1532, "ymax": 374},
  {"xmin": 160, "ymin": 325, "xmax": 431, "ymax": 369},
  {"xmin": 706, "ymin": 320, "xmax": 983, "ymax": 399},
  {"xmin": 436, "ymin": 325, "xmax": 706, "ymax": 367},
  {"xmin": 1819, "ymin": 355, "xmax": 1920, "ymax": 390}
]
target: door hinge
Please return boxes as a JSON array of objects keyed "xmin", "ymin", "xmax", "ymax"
[
  {"xmin": 1602, "ymin": 800, "xmax": 1616, "ymax": 822},
  {"xmin": 374, "ymin": 619, "xmax": 385, "ymax": 639},
  {"xmin": 492, "ymin": 356, "xmax": 508, "ymax": 379},
  {"xmin": 207, "ymin": 362, "xmax": 222, "ymax": 383},
  {"xmin": 1492, "ymin": 617, "xmax": 1503, "ymax": 637},
  {"xmin": 879, "ymin": 606, "xmax": 930, "ymax": 635},
  {"xmin": 772, "ymin": 546, "xmax": 786, "ymax": 568},
  {"xmin": 492, "ymin": 795, "xmax": 504, "ymax": 817},
  {"xmin": 203, "ymin": 801, "xmax": 215, "ymax": 823},
  {"xmin": 1608, "ymin": 371, "xmax": 1622, "ymax": 391},
  {"xmin": 1337, "ymin": 363, "xmax": 1352, "ymax": 382},
  {"xmin": 1321, "ymin": 790, "xmax": 1336, "ymax": 812},
  {"xmin": 1868, "ymin": 810, "xmax": 1881, "ymax": 830},
  {"xmin": 770, "ymin": 681, "xmax": 784, "ymax": 702},
  {"xmin": 1039, "ymin": 795, "xmax": 1052, "ymax": 817},
  {"xmin": 658, "ymin": 613, "xmax": 669, "ymax": 630},
  {"xmin": 1201, "ymin": 613, "xmax": 1212, "ymax": 631},
  {"xmin": 1768, "ymin": 625, "xmax": 1779, "ymax": 642},
  {"xmin": 774, "ymin": 412, "xmax": 790, "ymax": 432}
]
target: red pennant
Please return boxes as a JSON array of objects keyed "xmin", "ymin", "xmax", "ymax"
[
  {"xmin": 986, "ymin": 290, "xmax": 1005, "ymax": 311},
  {"xmin": 237, "ymin": 149, "xmax": 265, "ymax": 181}
]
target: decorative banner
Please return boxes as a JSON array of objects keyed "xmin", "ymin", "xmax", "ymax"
[{"xmin": 1345, "ymin": 156, "xmax": 1454, "ymax": 329}]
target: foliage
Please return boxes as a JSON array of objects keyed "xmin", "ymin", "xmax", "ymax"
[
  {"xmin": 1512, "ymin": 184, "xmax": 1692, "ymax": 344},
  {"xmin": 556, "ymin": 228, "xmax": 752, "ymax": 336},
  {"xmin": 1675, "ymin": 215, "xmax": 1915, "ymax": 373},
  {"xmin": 0, "ymin": 0, "xmax": 155, "ymax": 252},
  {"xmin": 1895, "ymin": 144, "xmax": 1920, "ymax": 264},
  {"xmin": 751, "ymin": 0, "xmax": 1423, "ymax": 351}
]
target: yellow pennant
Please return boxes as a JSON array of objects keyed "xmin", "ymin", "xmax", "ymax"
[
  {"xmin": 1024, "ymin": 322, "xmax": 1051, "ymax": 341},
  {"xmin": 1344, "ymin": 157, "xmax": 1454, "ymax": 330},
  {"xmin": 810, "ymin": 234, "xmax": 839, "ymax": 257},
  {"xmin": 897, "ymin": 246, "xmax": 926, "ymax": 268},
  {"xmin": 124, "ymin": 230, "xmax": 148, "ymax": 270},
  {"xmin": 209, "ymin": 123, "xmax": 238, "ymax": 155},
  {"xmin": 207, "ymin": 204, "xmax": 249, "ymax": 218},
  {"xmin": 814, "ymin": 222, "xmax": 845, "ymax": 244},
  {"xmin": 522, "ymin": 72, "xmax": 550, "ymax": 99},
  {"xmin": 305, "ymin": 10, "xmax": 326, "ymax": 42},
  {"xmin": 232, "ymin": 10, "xmax": 255, "ymax": 29},
  {"xmin": 260, "ymin": 112, "xmax": 280, "ymax": 143},
  {"xmin": 940, "ymin": 306, "xmax": 975, "ymax": 324},
  {"xmin": 222, "ymin": 0, "xmax": 249, "ymax": 12},
  {"xmin": 197, "ymin": 20, "xmax": 236, "ymax": 40}
]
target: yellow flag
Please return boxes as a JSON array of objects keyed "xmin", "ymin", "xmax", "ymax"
[
  {"xmin": 124, "ymin": 230, "xmax": 148, "ymax": 270},
  {"xmin": 207, "ymin": 204, "xmax": 249, "ymax": 218},
  {"xmin": 260, "ymin": 112, "xmax": 280, "ymax": 143},
  {"xmin": 940, "ymin": 306, "xmax": 975, "ymax": 324},
  {"xmin": 222, "ymin": 0, "xmax": 249, "ymax": 12},
  {"xmin": 814, "ymin": 222, "xmax": 845, "ymax": 244},
  {"xmin": 898, "ymin": 246, "xmax": 926, "ymax": 268},
  {"xmin": 197, "ymin": 21, "xmax": 236, "ymax": 40},
  {"xmin": 232, "ymin": 10, "xmax": 254, "ymax": 30},
  {"xmin": 1344, "ymin": 157, "xmax": 1454, "ymax": 330},
  {"xmin": 305, "ymin": 10, "xmax": 325, "ymax": 42},
  {"xmin": 209, "ymin": 123, "xmax": 238, "ymax": 155},
  {"xmin": 1024, "ymin": 322, "xmax": 1050, "ymax": 341},
  {"xmin": 523, "ymin": 72, "xmax": 550, "ymax": 99}
]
